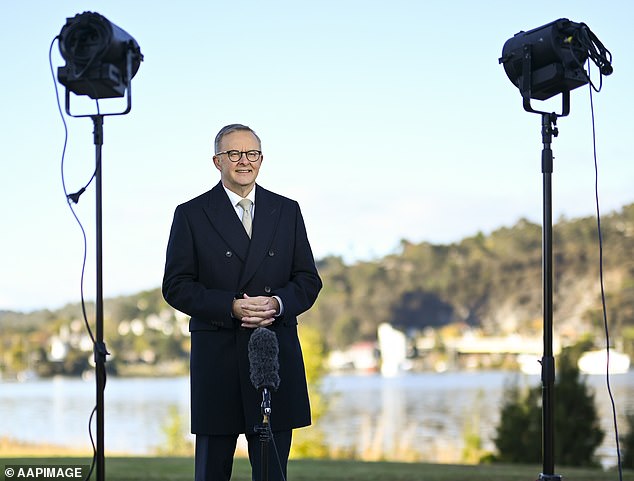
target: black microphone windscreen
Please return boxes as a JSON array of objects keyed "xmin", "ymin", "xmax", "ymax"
[{"xmin": 248, "ymin": 327, "xmax": 280, "ymax": 391}]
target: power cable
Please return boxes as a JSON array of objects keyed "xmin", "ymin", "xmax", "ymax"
[
  {"xmin": 49, "ymin": 35, "xmax": 100, "ymax": 481},
  {"xmin": 588, "ymin": 62, "xmax": 623, "ymax": 481}
]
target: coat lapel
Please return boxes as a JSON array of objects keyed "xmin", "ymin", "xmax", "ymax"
[
  {"xmin": 238, "ymin": 185, "xmax": 281, "ymax": 288},
  {"xmin": 202, "ymin": 182, "xmax": 251, "ymax": 262}
]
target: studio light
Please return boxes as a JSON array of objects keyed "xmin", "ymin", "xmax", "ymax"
[
  {"xmin": 498, "ymin": 17, "xmax": 614, "ymax": 481},
  {"xmin": 57, "ymin": 11, "xmax": 143, "ymax": 99},
  {"xmin": 54, "ymin": 12, "xmax": 143, "ymax": 481},
  {"xmin": 499, "ymin": 18, "xmax": 612, "ymax": 114}
]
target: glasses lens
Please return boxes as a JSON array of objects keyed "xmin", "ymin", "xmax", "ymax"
[
  {"xmin": 227, "ymin": 150, "xmax": 242, "ymax": 162},
  {"xmin": 246, "ymin": 150, "xmax": 261, "ymax": 162}
]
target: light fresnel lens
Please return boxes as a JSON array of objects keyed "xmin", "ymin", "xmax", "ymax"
[{"xmin": 57, "ymin": 11, "xmax": 143, "ymax": 99}]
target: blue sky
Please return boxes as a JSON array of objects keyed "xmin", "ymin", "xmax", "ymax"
[{"xmin": 1, "ymin": 1, "xmax": 632, "ymax": 311}]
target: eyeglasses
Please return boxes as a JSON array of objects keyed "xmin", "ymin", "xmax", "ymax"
[{"xmin": 215, "ymin": 150, "xmax": 262, "ymax": 162}]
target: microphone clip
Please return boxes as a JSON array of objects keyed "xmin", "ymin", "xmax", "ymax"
[
  {"xmin": 255, "ymin": 387, "xmax": 273, "ymax": 444},
  {"xmin": 261, "ymin": 386, "xmax": 272, "ymax": 417}
]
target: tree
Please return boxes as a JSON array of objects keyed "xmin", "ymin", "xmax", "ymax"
[
  {"xmin": 291, "ymin": 325, "xmax": 329, "ymax": 458},
  {"xmin": 156, "ymin": 404, "xmax": 194, "ymax": 455},
  {"xmin": 553, "ymin": 348, "xmax": 604, "ymax": 466},
  {"xmin": 493, "ymin": 345, "xmax": 604, "ymax": 466},
  {"xmin": 493, "ymin": 379, "xmax": 542, "ymax": 463}
]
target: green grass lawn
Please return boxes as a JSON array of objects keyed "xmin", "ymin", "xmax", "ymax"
[{"xmin": 0, "ymin": 457, "xmax": 626, "ymax": 481}]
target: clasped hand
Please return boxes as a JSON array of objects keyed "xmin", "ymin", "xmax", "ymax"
[{"xmin": 232, "ymin": 294, "xmax": 279, "ymax": 329}]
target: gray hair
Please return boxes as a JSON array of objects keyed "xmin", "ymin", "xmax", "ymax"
[{"xmin": 214, "ymin": 124, "xmax": 262, "ymax": 153}]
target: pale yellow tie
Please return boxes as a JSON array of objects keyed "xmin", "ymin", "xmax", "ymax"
[{"xmin": 238, "ymin": 198, "xmax": 253, "ymax": 238}]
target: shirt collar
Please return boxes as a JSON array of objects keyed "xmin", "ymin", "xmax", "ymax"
[{"xmin": 222, "ymin": 184, "xmax": 256, "ymax": 207}]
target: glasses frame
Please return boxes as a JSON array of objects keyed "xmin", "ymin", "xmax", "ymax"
[{"xmin": 215, "ymin": 149, "xmax": 262, "ymax": 163}]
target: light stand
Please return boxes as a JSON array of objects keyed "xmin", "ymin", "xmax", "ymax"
[
  {"xmin": 539, "ymin": 110, "xmax": 560, "ymax": 481},
  {"xmin": 499, "ymin": 18, "xmax": 612, "ymax": 480},
  {"xmin": 56, "ymin": 11, "xmax": 142, "ymax": 481},
  {"xmin": 93, "ymin": 113, "xmax": 107, "ymax": 481}
]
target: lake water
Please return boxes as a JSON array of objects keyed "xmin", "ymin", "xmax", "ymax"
[{"xmin": 0, "ymin": 370, "xmax": 632, "ymax": 467}]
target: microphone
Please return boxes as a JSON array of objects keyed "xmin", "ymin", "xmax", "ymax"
[{"xmin": 248, "ymin": 327, "xmax": 280, "ymax": 391}]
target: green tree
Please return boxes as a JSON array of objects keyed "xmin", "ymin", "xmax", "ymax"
[
  {"xmin": 156, "ymin": 405, "xmax": 194, "ymax": 456},
  {"xmin": 493, "ymin": 378, "xmax": 542, "ymax": 463},
  {"xmin": 291, "ymin": 324, "xmax": 329, "ymax": 458},
  {"xmin": 553, "ymin": 348, "xmax": 604, "ymax": 466},
  {"xmin": 493, "ymin": 345, "xmax": 604, "ymax": 466}
]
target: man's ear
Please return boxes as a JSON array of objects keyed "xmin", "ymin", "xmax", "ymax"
[{"xmin": 212, "ymin": 155, "xmax": 221, "ymax": 170}]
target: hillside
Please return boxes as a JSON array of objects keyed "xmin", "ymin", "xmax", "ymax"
[
  {"xmin": 303, "ymin": 203, "xmax": 634, "ymax": 350},
  {"xmin": 1, "ymin": 203, "xmax": 633, "ymax": 361}
]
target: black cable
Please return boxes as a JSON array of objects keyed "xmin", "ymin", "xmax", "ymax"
[
  {"xmin": 588, "ymin": 63, "xmax": 623, "ymax": 481},
  {"xmin": 570, "ymin": 24, "xmax": 613, "ymax": 93},
  {"xmin": 580, "ymin": 24, "xmax": 613, "ymax": 78},
  {"xmin": 49, "ymin": 35, "xmax": 98, "ymax": 481},
  {"xmin": 85, "ymin": 407, "xmax": 98, "ymax": 480},
  {"xmin": 50, "ymin": 38, "xmax": 97, "ymax": 346},
  {"xmin": 267, "ymin": 421, "xmax": 288, "ymax": 481}
]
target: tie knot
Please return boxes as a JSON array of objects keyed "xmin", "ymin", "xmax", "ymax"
[{"xmin": 238, "ymin": 198, "xmax": 253, "ymax": 211}]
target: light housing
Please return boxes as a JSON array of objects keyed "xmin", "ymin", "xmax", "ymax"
[
  {"xmin": 57, "ymin": 11, "xmax": 143, "ymax": 99},
  {"xmin": 499, "ymin": 18, "xmax": 612, "ymax": 115}
]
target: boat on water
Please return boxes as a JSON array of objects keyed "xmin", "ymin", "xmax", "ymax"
[
  {"xmin": 518, "ymin": 350, "xmax": 631, "ymax": 375},
  {"xmin": 577, "ymin": 349, "xmax": 630, "ymax": 374}
]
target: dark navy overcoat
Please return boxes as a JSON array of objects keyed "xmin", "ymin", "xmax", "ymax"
[{"xmin": 162, "ymin": 182, "xmax": 322, "ymax": 435}]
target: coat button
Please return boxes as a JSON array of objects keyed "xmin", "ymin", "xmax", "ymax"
[
  {"xmin": 268, "ymin": 250, "xmax": 275, "ymax": 256},
  {"xmin": 264, "ymin": 286, "xmax": 271, "ymax": 293},
  {"xmin": 225, "ymin": 251, "xmax": 232, "ymax": 257}
]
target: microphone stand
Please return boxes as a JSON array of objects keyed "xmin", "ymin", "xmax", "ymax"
[{"xmin": 256, "ymin": 387, "xmax": 272, "ymax": 481}]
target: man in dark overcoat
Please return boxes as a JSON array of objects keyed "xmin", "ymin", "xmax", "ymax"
[{"xmin": 162, "ymin": 123, "xmax": 322, "ymax": 481}]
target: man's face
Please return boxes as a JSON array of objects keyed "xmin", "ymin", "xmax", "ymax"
[{"xmin": 213, "ymin": 130, "xmax": 262, "ymax": 196}]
